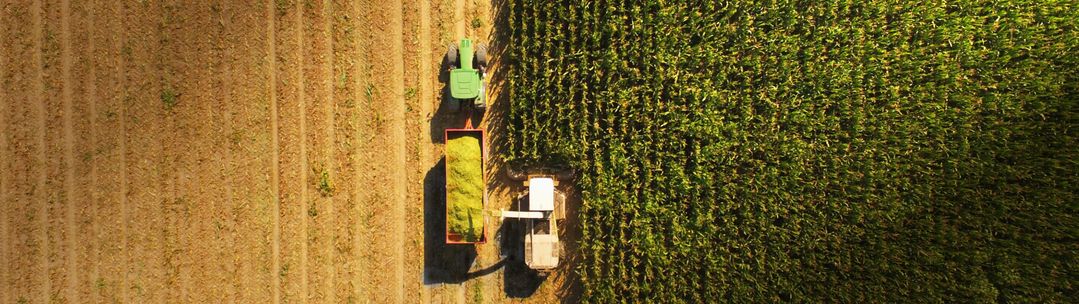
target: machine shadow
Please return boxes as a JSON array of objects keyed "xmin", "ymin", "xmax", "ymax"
[
  {"xmin": 423, "ymin": 158, "xmax": 477, "ymax": 284},
  {"xmin": 498, "ymin": 197, "xmax": 546, "ymax": 298}
]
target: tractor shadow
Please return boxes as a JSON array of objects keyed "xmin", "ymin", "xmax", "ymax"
[{"xmin": 423, "ymin": 158, "xmax": 478, "ymax": 284}]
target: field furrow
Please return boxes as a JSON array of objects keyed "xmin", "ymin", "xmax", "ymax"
[
  {"xmin": 224, "ymin": 1, "xmax": 277, "ymax": 302},
  {"xmin": 413, "ymin": 3, "xmax": 437, "ymax": 300},
  {"xmin": 272, "ymin": 1, "xmax": 308, "ymax": 302},
  {"xmin": 2, "ymin": 4, "xmax": 46, "ymax": 302},
  {"xmin": 301, "ymin": 0, "xmax": 337, "ymax": 302},
  {"xmin": 353, "ymin": 0, "xmax": 411, "ymax": 302},
  {"xmin": 32, "ymin": 1, "xmax": 51, "ymax": 303},
  {"xmin": 265, "ymin": 0, "xmax": 283, "ymax": 302},
  {"xmin": 328, "ymin": 0, "xmax": 362, "ymax": 302},
  {"xmin": 122, "ymin": 1, "xmax": 167, "ymax": 302},
  {"xmin": 88, "ymin": 1, "xmax": 127, "ymax": 302},
  {"xmin": 0, "ymin": 8, "xmax": 11, "ymax": 303},
  {"xmin": 58, "ymin": 0, "xmax": 81, "ymax": 302},
  {"xmin": 67, "ymin": 0, "xmax": 99, "ymax": 302}
]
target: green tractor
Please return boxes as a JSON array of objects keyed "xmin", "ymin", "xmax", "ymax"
[{"xmin": 445, "ymin": 39, "xmax": 488, "ymax": 112}]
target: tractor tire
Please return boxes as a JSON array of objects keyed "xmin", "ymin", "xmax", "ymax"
[
  {"xmin": 446, "ymin": 44, "xmax": 458, "ymax": 68},
  {"xmin": 475, "ymin": 44, "xmax": 488, "ymax": 68}
]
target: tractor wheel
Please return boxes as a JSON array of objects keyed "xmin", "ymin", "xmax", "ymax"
[
  {"xmin": 475, "ymin": 44, "xmax": 488, "ymax": 68},
  {"xmin": 446, "ymin": 44, "xmax": 458, "ymax": 68}
]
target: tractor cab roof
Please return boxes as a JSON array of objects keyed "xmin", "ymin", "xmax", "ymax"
[{"xmin": 449, "ymin": 69, "xmax": 480, "ymax": 99}]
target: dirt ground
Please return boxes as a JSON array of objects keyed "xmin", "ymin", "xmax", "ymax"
[{"xmin": 0, "ymin": 0, "xmax": 576, "ymax": 303}]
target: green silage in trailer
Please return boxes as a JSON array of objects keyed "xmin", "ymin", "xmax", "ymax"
[
  {"xmin": 500, "ymin": 0, "xmax": 1078, "ymax": 302},
  {"xmin": 446, "ymin": 132, "xmax": 484, "ymax": 242}
]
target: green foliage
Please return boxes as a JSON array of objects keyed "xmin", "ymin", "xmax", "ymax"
[
  {"xmin": 160, "ymin": 87, "xmax": 178, "ymax": 110},
  {"xmin": 316, "ymin": 165, "xmax": 334, "ymax": 197},
  {"xmin": 501, "ymin": 0, "xmax": 1078, "ymax": 302}
]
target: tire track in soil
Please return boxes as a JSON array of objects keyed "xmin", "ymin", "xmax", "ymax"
[
  {"xmin": 160, "ymin": 1, "xmax": 179, "ymax": 301},
  {"xmin": 274, "ymin": 1, "xmax": 308, "ymax": 303},
  {"xmin": 415, "ymin": 0, "xmax": 434, "ymax": 298},
  {"xmin": 0, "ymin": 8, "xmax": 11, "ymax": 302},
  {"xmin": 217, "ymin": 2, "xmax": 254, "ymax": 299},
  {"xmin": 111, "ymin": 2, "xmax": 129, "ymax": 303},
  {"xmin": 59, "ymin": 0, "xmax": 81, "ymax": 301},
  {"xmin": 394, "ymin": 0, "xmax": 411, "ymax": 301},
  {"xmin": 347, "ymin": 1, "xmax": 368, "ymax": 301},
  {"xmin": 295, "ymin": 0, "xmax": 311, "ymax": 300},
  {"xmin": 209, "ymin": 2, "xmax": 236, "ymax": 302},
  {"xmin": 302, "ymin": 1, "xmax": 336, "ymax": 302},
  {"xmin": 392, "ymin": 1, "xmax": 408, "ymax": 301},
  {"xmin": 454, "ymin": 0, "xmax": 465, "ymax": 39},
  {"xmin": 266, "ymin": 0, "xmax": 283, "ymax": 302},
  {"xmin": 43, "ymin": 0, "xmax": 70, "ymax": 301},
  {"xmin": 33, "ymin": 1, "xmax": 50, "ymax": 303},
  {"xmin": 79, "ymin": 1, "xmax": 101, "ymax": 302},
  {"xmin": 82, "ymin": 1, "xmax": 99, "ymax": 300}
]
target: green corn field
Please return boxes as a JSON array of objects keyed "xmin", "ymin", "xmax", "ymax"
[{"xmin": 499, "ymin": 0, "xmax": 1077, "ymax": 302}]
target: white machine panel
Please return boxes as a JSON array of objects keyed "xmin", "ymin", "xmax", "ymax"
[{"xmin": 529, "ymin": 177, "xmax": 555, "ymax": 211}]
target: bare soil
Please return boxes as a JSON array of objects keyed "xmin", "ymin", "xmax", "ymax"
[{"xmin": 0, "ymin": 0, "xmax": 575, "ymax": 303}]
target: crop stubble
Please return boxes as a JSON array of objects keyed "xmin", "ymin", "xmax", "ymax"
[{"xmin": 0, "ymin": 0, "xmax": 570, "ymax": 303}]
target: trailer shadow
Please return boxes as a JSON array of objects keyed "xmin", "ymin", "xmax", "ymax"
[{"xmin": 423, "ymin": 158, "xmax": 478, "ymax": 284}]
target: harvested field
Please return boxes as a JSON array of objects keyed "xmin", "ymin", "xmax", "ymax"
[{"xmin": 0, "ymin": 0, "xmax": 567, "ymax": 303}]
